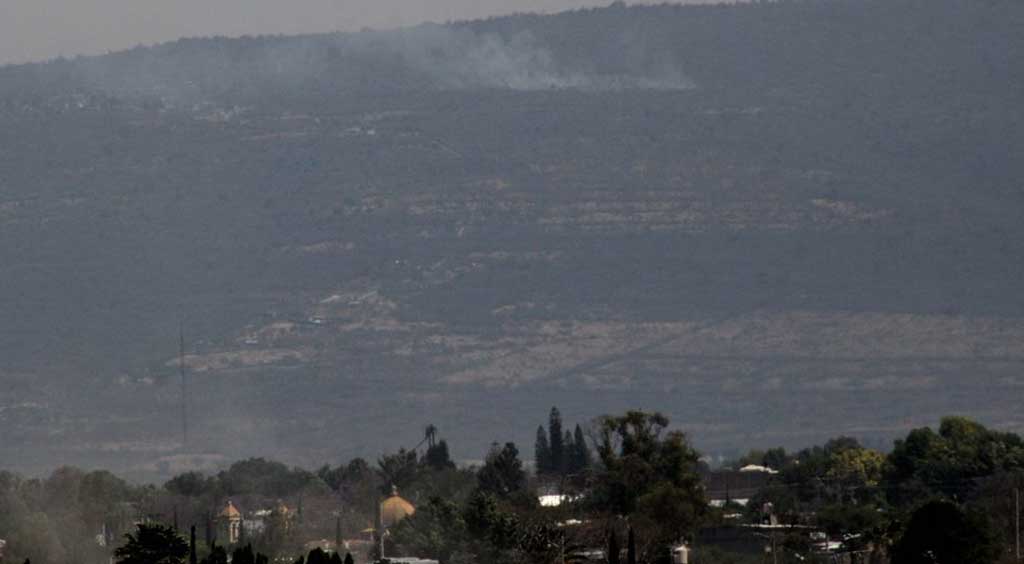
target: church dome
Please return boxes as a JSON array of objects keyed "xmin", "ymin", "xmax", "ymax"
[
  {"xmin": 380, "ymin": 486, "xmax": 415, "ymax": 528},
  {"xmin": 220, "ymin": 500, "xmax": 241, "ymax": 520}
]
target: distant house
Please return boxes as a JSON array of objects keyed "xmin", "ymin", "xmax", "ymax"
[
  {"xmin": 539, "ymin": 494, "xmax": 576, "ymax": 507},
  {"xmin": 303, "ymin": 539, "xmax": 338, "ymax": 553},
  {"xmin": 738, "ymin": 464, "xmax": 779, "ymax": 475},
  {"xmin": 702, "ymin": 468, "xmax": 774, "ymax": 509},
  {"xmin": 218, "ymin": 501, "xmax": 242, "ymax": 545},
  {"xmin": 671, "ymin": 544, "xmax": 692, "ymax": 564},
  {"xmin": 244, "ymin": 500, "xmax": 294, "ymax": 539}
]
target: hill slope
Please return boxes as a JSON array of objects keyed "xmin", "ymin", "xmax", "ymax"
[{"xmin": 1, "ymin": 0, "xmax": 1023, "ymax": 479}]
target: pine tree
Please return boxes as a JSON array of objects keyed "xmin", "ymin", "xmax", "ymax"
[
  {"xmin": 189, "ymin": 526, "xmax": 198, "ymax": 564},
  {"xmin": 549, "ymin": 407, "xmax": 564, "ymax": 475},
  {"xmin": 535, "ymin": 425, "xmax": 551, "ymax": 474},
  {"xmin": 344, "ymin": 554, "xmax": 354, "ymax": 564},
  {"xmin": 477, "ymin": 442, "xmax": 527, "ymax": 498}
]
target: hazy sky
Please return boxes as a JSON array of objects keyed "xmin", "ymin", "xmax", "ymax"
[{"xmin": 1, "ymin": 0, "xmax": 650, "ymax": 65}]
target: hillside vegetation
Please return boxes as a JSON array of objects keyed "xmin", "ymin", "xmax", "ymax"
[{"xmin": 0, "ymin": 0, "xmax": 1022, "ymax": 479}]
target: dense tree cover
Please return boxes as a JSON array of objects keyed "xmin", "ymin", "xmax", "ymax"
[
  {"xmin": 4, "ymin": 414, "xmax": 1024, "ymax": 563},
  {"xmin": 0, "ymin": 468, "xmax": 149, "ymax": 564},
  {"xmin": 741, "ymin": 417, "xmax": 1024, "ymax": 563},
  {"xmin": 886, "ymin": 416, "xmax": 1024, "ymax": 504},
  {"xmin": 167, "ymin": 459, "xmax": 319, "ymax": 499},
  {"xmin": 890, "ymin": 501, "xmax": 1000, "ymax": 564},
  {"xmin": 591, "ymin": 411, "xmax": 706, "ymax": 561}
]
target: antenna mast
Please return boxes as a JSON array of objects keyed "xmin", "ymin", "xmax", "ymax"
[{"xmin": 179, "ymin": 321, "xmax": 188, "ymax": 449}]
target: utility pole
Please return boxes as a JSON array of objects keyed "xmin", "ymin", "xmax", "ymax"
[
  {"xmin": 1015, "ymin": 487, "xmax": 1020, "ymax": 562},
  {"xmin": 179, "ymin": 321, "xmax": 188, "ymax": 450}
]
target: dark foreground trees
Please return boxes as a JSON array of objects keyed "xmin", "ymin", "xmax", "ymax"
[
  {"xmin": 592, "ymin": 411, "xmax": 706, "ymax": 561},
  {"xmin": 114, "ymin": 524, "xmax": 189, "ymax": 564},
  {"xmin": 891, "ymin": 500, "xmax": 1000, "ymax": 564}
]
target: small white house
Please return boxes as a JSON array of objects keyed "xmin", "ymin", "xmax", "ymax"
[
  {"xmin": 739, "ymin": 464, "xmax": 779, "ymax": 475},
  {"xmin": 671, "ymin": 544, "xmax": 691, "ymax": 564}
]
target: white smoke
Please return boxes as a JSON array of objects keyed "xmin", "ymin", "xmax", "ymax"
[{"xmin": 356, "ymin": 24, "xmax": 694, "ymax": 91}]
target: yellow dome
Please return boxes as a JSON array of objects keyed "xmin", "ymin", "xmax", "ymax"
[
  {"xmin": 220, "ymin": 501, "xmax": 241, "ymax": 519},
  {"xmin": 380, "ymin": 487, "xmax": 415, "ymax": 528}
]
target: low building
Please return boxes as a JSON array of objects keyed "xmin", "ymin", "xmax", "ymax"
[
  {"xmin": 739, "ymin": 464, "xmax": 779, "ymax": 475},
  {"xmin": 671, "ymin": 544, "xmax": 691, "ymax": 564},
  {"xmin": 702, "ymin": 468, "xmax": 773, "ymax": 510}
]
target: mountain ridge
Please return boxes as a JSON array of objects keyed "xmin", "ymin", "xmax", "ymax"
[{"xmin": 0, "ymin": 0, "xmax": 1022, "ymax": 481}]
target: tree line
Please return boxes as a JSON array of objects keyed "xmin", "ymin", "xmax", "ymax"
[{"xmin": 3, "ymin": 413, "xmax": 1024, "ymax": 564}]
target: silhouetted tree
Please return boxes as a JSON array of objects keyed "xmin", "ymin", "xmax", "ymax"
[
  {"xmin": 571, "ymin": 424, "xmax": 592, "ymax": 473},
  {"xmin": 549, "ymin": 408, "xmax": 564, "ymax": 474},
  {"xmin": 477, "ymin": 442, "xmax": 527, "ymax": 499},
  {"xmin": 115, "ymin": 524, "xmax": 189, "ymax": 564},
  {"xmin": 607, "ymin": 529, "xmax": 621, "ymax": 564},
  {"xmin": 200, "ymin": 544, "xmax": 227, "ymax": 564},
  {"xmin": 425, "ymin": 440, "xmax": 455, "ymax": 470}
]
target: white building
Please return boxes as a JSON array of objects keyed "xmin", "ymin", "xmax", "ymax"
[{"xmin": 671, "ymin": 544, "xmax": 691, "ymax": 564}]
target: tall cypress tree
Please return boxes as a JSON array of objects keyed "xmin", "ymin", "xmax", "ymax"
[
  {"xmin": 549, "ymin": 407, "xmax": 564, "ymax": 475},
  {"xmin": 535, "ymin": 425, "xmax": 551, "ymax": 474},
  {"xmin": 190, "ymin": 525, "xmax": 198, "ymax": 564},
  {"xmin": 573, "ymin": 424, "xmax": 591, "ymax": 472},
  {"xmin": 204, "ymin": 514, "xmax": 214, "ymax": 548},
  {"xmin": 563, "ymin": 430, "xmax": 574, "ymax": 473},
  {"xmin": 335, "ymin": 515, "xmax": 342, "ymax": 549},
  {"xmin": 607, "ymin": 529, "xmax": 621, "ymax": 564}
]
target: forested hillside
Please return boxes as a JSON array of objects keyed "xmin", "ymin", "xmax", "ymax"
[{"xmin": 1, "ymin": 0, "xmax": 1022, "ymax": 479}]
